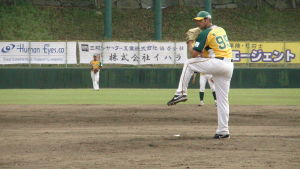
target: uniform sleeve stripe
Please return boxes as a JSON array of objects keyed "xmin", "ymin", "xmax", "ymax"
[{"xmin": 193, "ymin": 28, "xmax": 212, "ymax": 52}]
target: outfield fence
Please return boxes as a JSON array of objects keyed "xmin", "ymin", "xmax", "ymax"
[{"xmin": 0, "ymin": 68, "xmax": 299, "ymax": 89}]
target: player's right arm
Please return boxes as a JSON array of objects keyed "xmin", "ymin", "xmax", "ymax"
[
  {"xmin": 99, "ymin": 61, "xmax": 103, "ymax": 69},
  {"xmin": 90, "ymin": 61, "xmax": 93, "ymax": 70}
]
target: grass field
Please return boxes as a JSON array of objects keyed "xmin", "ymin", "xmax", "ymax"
[
  {"xmin": 0, "ymin": 88, "xmax": 299, "ymax": 105},
  {"xmin": 1, "ymin": 4, "xmax": 300, "ymax": 41}
]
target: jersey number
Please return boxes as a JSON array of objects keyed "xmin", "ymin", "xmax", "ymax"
[{"xmin": 216, "ymin": 35, "xmax": 231, "ymax": 49}]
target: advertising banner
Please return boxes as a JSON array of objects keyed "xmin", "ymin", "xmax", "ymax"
[
  {"xmin": 0, "ymin": 42, "xmax": 77, "ymax": 64},
  {"xmin": 139, "ymin": 42, "xmax": 187, "ymax": 65},
  {"xmin": 78, "ymin": 42, "xmax": 102, "ymax": 64},
  {"xmin": 231, "ymin": 41, "xmax": 298, "ymax": 63},
  {"xmin": 79, "ymin": 41, "xmax": 188, "ymax": 65},
  {"xmin": 0, "ymin": 42, "xmax": 29, "ymax": 64},
  {"xmin": 103, "ymin": 41, "xmax": 139, "ymax": 65},
  {"xmin": 1, "ymin": 41, "xmax": 299, "ymax": 65}
]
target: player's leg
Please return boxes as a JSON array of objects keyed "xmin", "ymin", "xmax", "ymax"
[
  {"xmin": 167, "ymin": 57, "xmax": 211, "ymax": 106},
  {"xmin": 212, "ymin": 65, "xmax": 233, "ymax": 138},
  {"xmin": 199, "ymin": 74, "xmax": 207, "ymax": 106},
  {"xmin": 91, "ymin": 71, "xmax": 96, "ymax": 90},
  {"xmin": 167, "ymin": 60, "xmax": 193, "ymax": 105},
  {"xmin": 207, "ymin": 75, "xmax": 217, "ymax": 105},
  {"xmin": 175, "ymin": 61, "xmax": 194, "ymax": 96},
  {"xmin": 175, "ymin": 58, "xmax": 213, "ymax": 95},
  {"xmin": 95, "ymin": 71, "xmax": 100, "ymax": 90},
  {"xmin": 213, "ymin": 75, "xmax": 231, "ymax": 136}
]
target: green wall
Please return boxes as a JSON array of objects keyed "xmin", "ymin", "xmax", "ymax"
[{"xmin": 0, "ymin": 68, "xmax": 299, "ymax": 88}]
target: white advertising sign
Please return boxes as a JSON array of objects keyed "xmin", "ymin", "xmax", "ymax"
[
  {"xmin": 66, "ymin": 42, "xmax": 77, "ymax": 64},
  {"xmin": 103, "ymin": 41, "xmax": 139, "ymax": 65},
  {"xmin": 78, "ymin": 41, "xmax": 187, "ymax": 65},
  {"xmin": 79, "ymin": 42, "xmax": 102, "ymax": 64},
  {"xmin": 0, "ymin": 42, "xmax": 77, "ymax": 64},
  {"xmin": 0, "ymin": 42, "xmax": 30, "ymax": 64},
  {"xmin": 175, "ymin": 42, "xmax": 188, "ymax": 64}
]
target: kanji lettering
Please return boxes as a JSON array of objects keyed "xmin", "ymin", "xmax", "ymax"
[
  {"xmin": 109, "ymin": 53, "xmax": 118, "ymax": 61},
  {"xmin": 141, "ymin": 54, "xmax": 150, "ymax": 62},
  {"xmin": 154, "ymin": 54, "xmax": 159, "ymax": 61},
  {"xmin": 131, "ymin": 54, "xmax": 140, "ymax": 62},
  {"xmin": 121, "ymin": 53, "xmax": 129, "ymax": 62}
]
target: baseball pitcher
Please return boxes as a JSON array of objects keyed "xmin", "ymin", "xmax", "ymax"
[
  {"xmin": 186, "ymin": 27, "xmax": 217, "ymax": 106},
  {"xmin": 167, "ymin": 11, "xmax": 234, "ymax": 139}
]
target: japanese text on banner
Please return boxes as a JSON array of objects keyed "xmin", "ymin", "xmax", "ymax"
[
  {"xmin": 230, "ymin": 41, "xmax": 299, "ymax": 63},
  {"xmin": 79, "ymin": 41, "xmax": 187, "ymax": 65}
]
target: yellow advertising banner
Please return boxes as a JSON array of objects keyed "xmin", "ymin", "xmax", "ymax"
[
  {"xmin": 230, "ymin": 41, "xmax": 299, "ymax": 63},
  {"xmin": 285, "ymin": 42, "xmax": 300, "ymax": 63}
]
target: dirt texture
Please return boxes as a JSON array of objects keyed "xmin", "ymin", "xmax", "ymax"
[{"xmin": 0, "ymin": 104, "xmax": 300, "ymax": 169}]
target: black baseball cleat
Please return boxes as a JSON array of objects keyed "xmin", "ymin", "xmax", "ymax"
[
  {"xmin": 167, "ymin": 95, "xmax": 188, "ymax": 106},
  {"xmin": 213, "ymin": 134, "xmax": 230, "ymax": 139}
]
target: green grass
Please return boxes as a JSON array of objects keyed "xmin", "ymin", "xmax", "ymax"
[
  {"xmin": 1, "ymin": 4, "xmax": 299, "ymax": 68},
  {"xmin": 1, "ymin": 4, "xmax": 300, "ymax": 41},
  {"xmin": 0, "ymin": 88, "xmax": 299, "ymax": 105}
]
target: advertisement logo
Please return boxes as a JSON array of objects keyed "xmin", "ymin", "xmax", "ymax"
[
  {"xmin": 81, "ymin": 44, "xmax": 89, "ymax": 52},
  {"xmin": 1, "ymin": 44, "xmax": 15, "ymax": 53}
]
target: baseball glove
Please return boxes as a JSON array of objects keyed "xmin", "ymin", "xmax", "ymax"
[
  {"xmin": 186, "ymin": 27, "xmax": 201, "ymax": 42},
  {"xmin": 93, "ymin": 69, "xmax": 99, "ymax": 73}
]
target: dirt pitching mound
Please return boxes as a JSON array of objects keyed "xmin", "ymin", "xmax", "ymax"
[{"xmin": 0, "ymin": 105, "xmax": 299, "ymax": 169}]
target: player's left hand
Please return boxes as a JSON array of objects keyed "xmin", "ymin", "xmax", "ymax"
[{"xmin": 93, "ymin": 69, "xmax": 99, "ymax": 73}]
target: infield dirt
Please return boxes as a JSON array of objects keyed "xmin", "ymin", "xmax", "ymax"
[{"xmin": 0, "ymin": 105, "xmax": 299, "ymax": 169}]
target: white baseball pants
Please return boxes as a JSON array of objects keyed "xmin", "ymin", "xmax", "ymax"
[
  {"xmin": 91, "ymin": 71, "xmax": 100, "ymax": 90},
  {"xmin": 199, "ymin": 73, "xmax": 215, "ymax": 92},
  {"xmin": 175, "ymin": 57, "xmax": 234, "ymax": 135}
]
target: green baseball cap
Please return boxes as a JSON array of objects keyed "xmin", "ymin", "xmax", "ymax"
[{"xmin": 193, "ymin": 11, "xmax": 212, "ymax": 21}]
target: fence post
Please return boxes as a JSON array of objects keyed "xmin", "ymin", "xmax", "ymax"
[
  {"xmin": 283, "ymin": 41, "xmax": 287, "ymax": 68},
  {"xmin": 137, "ymin": 41, "xmax": 141, "ymax": 65},
  {"xmin": 104, "ymin": 0, "xmax": 112, "ymax": 39},
  {"xmin": 76, "ymin": 41, "xmax": 79, "ymax": 66},
  {"xmin": 29, "ymin": 41, "xmax": 31, "ymax": 67},
  {"xmin": 246, "ymin": 41, "xmax": 250, "ymax": 68},
  {"xmin": 154, "ymin": 0, "xmax": 162, "ymax": 40},
  {"xmin": 173, "ymin": 41, "xmax": 177, "ymax": 65},
  {"xmin": 65, "ymin": 41, "xmax": 68, "ymax": 68},
  {"xmin": 291, "ymin": 0, "xmax": 296, "ymax": 8},
  {"xmin": 204, "ymin": 0, "xmax": 212, "ymax": 15},
  {"xmin": 101, "ymin": 41, "xmax": 104, "ymax": 65}
]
